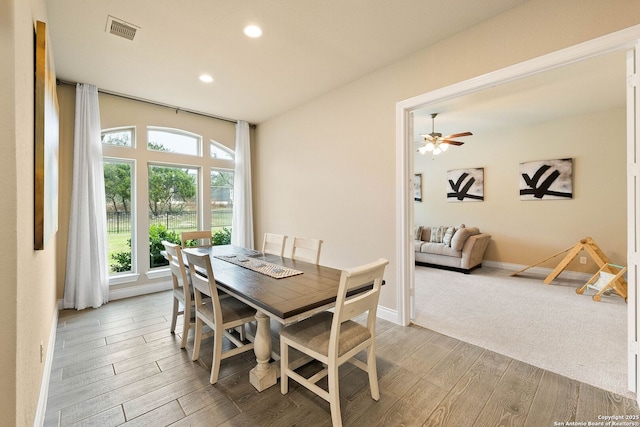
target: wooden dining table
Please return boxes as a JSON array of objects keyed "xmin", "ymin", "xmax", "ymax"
[{"xmin": 182, "ymin": 244, "xmax": 353, "ymax": 392}]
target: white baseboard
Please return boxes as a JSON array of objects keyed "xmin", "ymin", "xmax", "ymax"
[
  {"xmin": 377, "ymin": 304, "xmax": 400, "ymax": 325},
  {"xmin": 109, "ymin": 280, "xmax": 173, "ymax": 301},
  {"xmin": 57, "ymin": 280, "xmax": 174, "ymax": 307},
  {"xmin": 482, "ymin": 260, "xmax": 593, "ymax": 282},
  {"xmin": 34, "ymin": 307, "xmax": 59, "ymax": 427}
]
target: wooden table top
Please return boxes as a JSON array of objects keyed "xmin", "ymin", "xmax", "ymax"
[{"xmin": 183, "ymin": 245, "xmax": 345, "ymax": 323}]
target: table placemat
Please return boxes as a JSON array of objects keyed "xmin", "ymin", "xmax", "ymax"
[{"xmin": 214, "ymin": 254, "xmax": 303, "ymax": 279}]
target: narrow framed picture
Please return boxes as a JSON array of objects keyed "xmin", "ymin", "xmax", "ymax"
[
  {"xmin": 414, "ymin": 173, "xmax": 422, "ymax": 202},
  {"xmin": 34, "ymin": 20, "xmax": 59, "ymax": 250}
]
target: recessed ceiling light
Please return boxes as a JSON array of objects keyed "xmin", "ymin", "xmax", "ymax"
[
  {"xmin": 244, "ymin": 25, "xmax": 262, "ymax": 38},
  {"xmin": 199, "ymin": 74, "xmax": 214, "ymax": 83}
]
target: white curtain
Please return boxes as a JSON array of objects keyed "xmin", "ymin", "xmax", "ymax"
[
  {"xmin": 231, "ymin": 120, "xmax": 255, "ymax": 248},
  {"xmin": 63, "ymin": 84, "xmax": 109, "ymax": 310}
]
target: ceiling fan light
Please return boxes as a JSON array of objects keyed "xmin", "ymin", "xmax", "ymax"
[
  {"xmin": 433, "ymin": 147, "xmax": 442, "ymax": 155},
  {"xmin": 440, "ymin": 143, "xmax": 448, "ymax": 152},
  {"xmin": 418, "ymin": 145, "xmax": 429, "ymax": 154},
  {"xmin": 244, "ymin": 25, "xmax": 262, "ymax": 38},
  {"xmin": 425, "ymin": 142, "xmax": 435, "ymax": 151}
]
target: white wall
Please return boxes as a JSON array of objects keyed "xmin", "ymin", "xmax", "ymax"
[
  {"xmin": 2, "ymin": 0, "xmax": 60, "ymax": 424},
  {"xmin": 254, "ymin": 0, "xmax": 640, "ymax": 314}
]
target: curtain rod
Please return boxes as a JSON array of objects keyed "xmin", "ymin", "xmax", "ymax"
[{"xmin": 56, "ymin": 79, "xmax": 256, "ymax": 128}]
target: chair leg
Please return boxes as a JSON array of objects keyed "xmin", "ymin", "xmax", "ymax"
[
  {"xmin": 280, "ymin": 340, "xmax": 289, "ymax": 394},
  {"xmin": 170, "ymin": 297, "xmax": 179, "ymax": 333},
  {"xmin": 210, "ymin": 328, "xmax": 223, "ymax": 384},
  {"xmin": 180, "ymin": 303, "xmax": 190, "ymax": 349},
  {"xmin": 192, "ymin": 316, "xmax": 203, "ymax": 362},
  {"xmin": 367, "ymin": 345, "xmax": 380, "ymax": 401},
  {"xmin": 328, "ymin": 363, "xmax": 342, "ymax": 427}
]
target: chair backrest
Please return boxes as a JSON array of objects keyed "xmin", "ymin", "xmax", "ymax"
[
  {"xmin": 184, "ymin": 251, "xmax": 223, "ymax": 323},
  {"xmin": 262, "ymin": 233, "xmax": 287, "ymax": 257},
  {"xmin": 181, "ymin": 230, "xmax": 213, "ymax": 248},
  {"xmin": 329, "ymin": 258, "xmax": 388, "ymax": 354},
  {"xmin": 162, "ymin": 240, "xmax": 189, "ymax": 291},
  {"xmin": 291, "ymin": 237, "xmax": 323, "ymax": 264}
]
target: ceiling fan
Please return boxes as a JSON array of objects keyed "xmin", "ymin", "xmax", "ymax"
[{"xmin": 417, "ymin": 113, "xmax": 472, "ymax": 155}]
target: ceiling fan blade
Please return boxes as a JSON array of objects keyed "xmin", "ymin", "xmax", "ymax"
[
  {"xmin": 419, "ymin": 134, "xmax": 436, "ymax": 141},
  {"xmin": 443, "ymin": 132, "xmax": 473, "ymax": 139},
  {"xmin": 441, "ymin": 140, "xmax": 465, "ymax": 146}
]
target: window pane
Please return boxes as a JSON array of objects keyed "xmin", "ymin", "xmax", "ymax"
[
  {"xmin": 104, "ymin": 160, "xmax": 133, "ymax": 274},
  {"xmin": 148, "ymin": 165, "xmax": 198, "ymax": 268},
  {"xmin": 211, "ymin": 170, "xmax": 233, "ymax": 243},
  {"xmin": 210, "ymin": 140, "xmax": 234, "ymax": 160},
  {"xmin": 102, "ymin": 128, "xmax": 133, "ymax": 147},
  {"xmin": 148, "ymin": 128, "xmax": 200, "ymax": 156}
]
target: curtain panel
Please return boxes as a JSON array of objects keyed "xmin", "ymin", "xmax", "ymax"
[
  {"xmin": 231, "ymin": 120, "xmax": 254, "ymax": 249},
  {"xmin": 63, "ymin": 84, "xmax": 109, "ymax": 310}
]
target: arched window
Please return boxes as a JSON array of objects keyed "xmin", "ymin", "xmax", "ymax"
[
  {"xmin": 210, "ymin": 139, "xmax": 234, "ymax": 160},
  {"xmin": 148, "ymin": 127, "xmax": 201, "ymax": 156},
  {"xmin": 102, "ymin": 124, "xmax": 235, "ymax": 282}
]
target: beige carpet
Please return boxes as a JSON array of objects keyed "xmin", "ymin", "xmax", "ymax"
[{"xmin": 412, "ymin": 265, "xmax": 632, "ymax": 398}]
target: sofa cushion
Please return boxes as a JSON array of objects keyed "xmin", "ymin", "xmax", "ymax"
[
  {"xmin": 451, "ymin": 227, "xmax": 480, "ymax": 251},
  {"xmin": 442, "ymin": 226, "xmax": 456, "ymax": 246},
  {"xmin": 414, "ymin": 225, "xmax": 423, "ymax": 240},
  {"xmin": 420, "ymin": 242, "xmax": 461, "ymax": 257},
  {"xmin": 429, "ymin": 226, "xmax": 446, "ymax": 243},
  {"xmin": 414, "ymin": 240, "xmax": 425, "ymax": 251}
]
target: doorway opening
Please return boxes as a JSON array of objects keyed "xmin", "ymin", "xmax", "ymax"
[{"xmin": 395, "ymin": 25, "xmax": 640, "ymax": 397}]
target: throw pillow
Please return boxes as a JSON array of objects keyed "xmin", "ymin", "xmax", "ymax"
[
  {"xmin": 429, "ymin": 226, "xmax": 446, "ymax": 243},
  {"xmin": 414, "ymin": 225, "xmax": 423, "ymax": 240},
  {"xmin": 442, "ymin": 226, "xmax": 456, "ymax": 247}
]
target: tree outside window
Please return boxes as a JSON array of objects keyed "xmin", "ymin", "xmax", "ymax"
[
  {"xmin": 148, "ymin": 165, "xmax": 198, "ymax": 268},
  {"xmin": 103, "ymin": 160, "xmax": 133, "ymax": 274}
]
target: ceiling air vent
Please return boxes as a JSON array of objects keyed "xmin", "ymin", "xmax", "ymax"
[{"xmin": 106, "ymin": 16, "xmax": 139, "ymax": 41}]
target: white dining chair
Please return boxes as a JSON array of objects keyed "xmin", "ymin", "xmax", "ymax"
[
  {"xmin": 185, "ymin": 251, "xmax": 256, "ymax": 384},
  {"xmin": 262, "ymin": 233, "xmax": 287, "ymax": 257},
  {"xmin": 162, "ymin": 241, "xmax": 194, "ymax": 349},
  {"xmin": 291, "ymin": 237, "xmax": 323, "ymax": 264},
  {"xmin": 279, "ymin": 258, "xmax": 388, "ymax": 427},
  {"xmin": 181, "ymin": 230, "xmax": 213, "ymax": 248}
]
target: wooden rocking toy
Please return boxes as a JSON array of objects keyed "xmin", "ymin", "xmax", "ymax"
[
  {"xmin": 512, "ymin": 237, "xmax": 627, "ymax": 302},
  {"xmin": 576, "ymin": 263, "xmax": 627, "ymax": 302}
]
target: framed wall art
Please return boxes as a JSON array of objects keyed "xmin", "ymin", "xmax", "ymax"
[
  {"xmin": 34, "ymin": 20, "xmax": 60, "ymax": 250},
  {"xmin": 519, "ymin": 158, "xmax": 573, "ymax": 200},
  {"xmin": 447, "ymin": 168, "xmax": 484, "ymax": 202},
  {"xmin": 414, "ymin": 174, "xmax": 422, "ymax": 202}
]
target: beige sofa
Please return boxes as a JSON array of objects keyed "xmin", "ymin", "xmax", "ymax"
[{"xmin": 415, "ymin": 224, "xmax": 491, "ymax": 273}]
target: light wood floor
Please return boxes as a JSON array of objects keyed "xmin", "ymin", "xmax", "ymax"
[{"xmin": 44, "ymin": 290, "xmax": 640, "ymax": 426}]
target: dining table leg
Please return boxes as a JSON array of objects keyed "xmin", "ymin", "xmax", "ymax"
[{"xmin": 249, "ymin": 310, "xmax": 277, "ymax": 391}]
